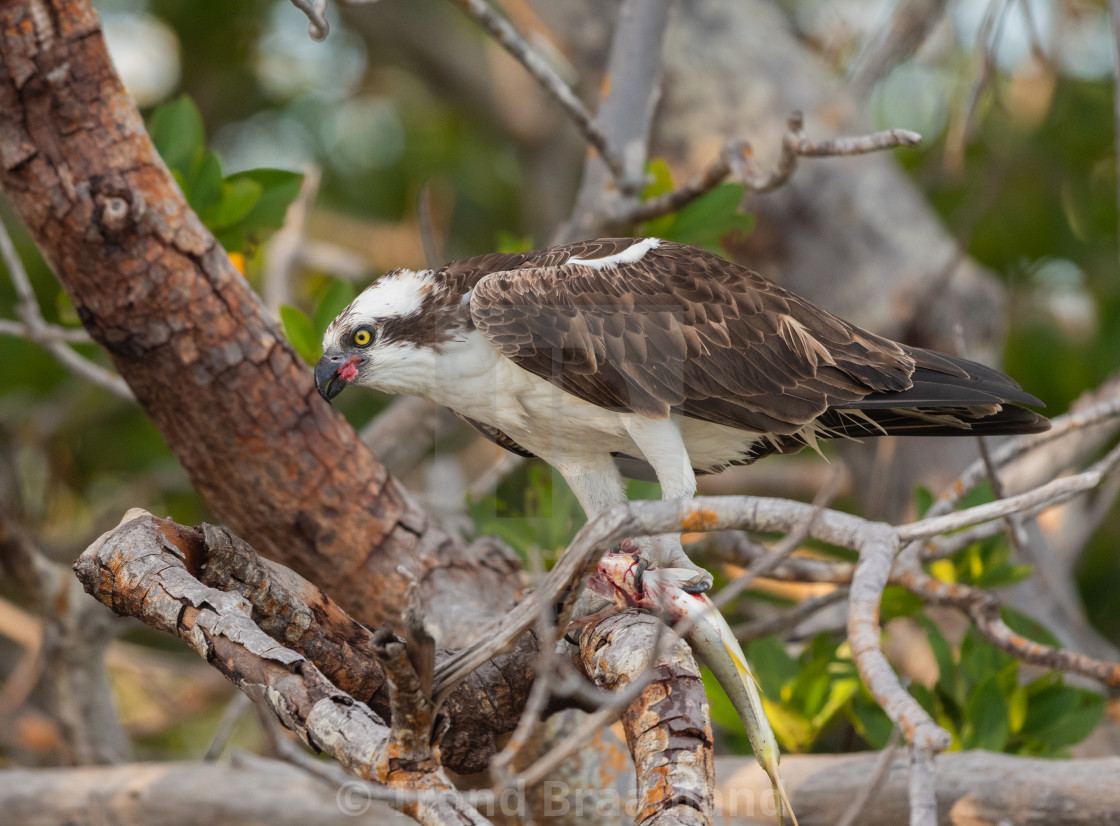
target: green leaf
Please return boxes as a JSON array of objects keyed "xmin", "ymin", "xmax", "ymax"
[
  {"xmin": 495, "ymin": 230, "xmax": 534, "ymax": 254},
  {"xmin": 280, "ymin": 305, "xmax": 320, "ymax": 366},
  {"xmin": 913, "ymin": 486, "xmax": 934, "ymax": 518},
  {"xmin": 809, "ymin": 676, "xmax": 859, "ymax": 731},
  {"xmin": 187, "ymin": 151, "xmax": 224, "ymax": 215},
  {"xmin": 662, "ymin": 183, "xmax": 753, "ymax": 252},
  {"xmin": 849, "ymin": 696, "xmax": 894, "ymax": 749},
  {"xmin": 1021, "ymin": 680, "xmax": 1078, "ymax": 736},
  {"xmin": 1007, "ymin": 683, "xmax": 1029, "ymax": 734},
  {"xmin": 313, "ymin": 279, "xmax": 358, "ymax": 335},
  {"xmin": 1001, "ymin": 607, "xmax": 1062, "ymax": 648},
  {"xmin": 880, "ymin": 584, "xmax": 923, "ymax": 621},
  {"xmin": 216, "ymin": 169, "xmax": 304, "ymax": 251},
  {"xmin": 962, "ymin": 675, "xmax": 1010, "ymax": 751},
  {"xmin": 1022, "ymin": 685, "xmax": 1103, "ymax": 748},
  {"xmin": 150, "ymin": 95, "xmax": 206, "ymax": 179},
  {"xmin": 746, "ymin": 636, "xmax": 799, "ymax": 701},
  {"xmin": 202, "ymin": 177, "xmax": 263, "ymax": 231},
  {"xmin": 960, "ymin": 626, "xmax": 1014, "ymax": 685},
  {"xmin": 643, "ymin": 158, "xmax": 674, "ymax": 199}
]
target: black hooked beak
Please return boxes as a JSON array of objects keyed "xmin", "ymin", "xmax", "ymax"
[{"xmin": 315, "ymin": 352, "xmax": 356, "ymax": 404}]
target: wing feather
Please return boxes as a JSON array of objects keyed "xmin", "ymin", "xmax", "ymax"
[{"xmin": 467, "ymin": 239, "xmax": 1044, "ymax": 435}]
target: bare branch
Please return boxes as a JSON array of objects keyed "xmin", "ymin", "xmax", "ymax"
[
  {"xmin": 443, "ymin": 0, "xmax": 626, "ymax": 184},
  {"xmin": 619, "ymin": 113, "xmax": 921, "ymax": 225},
  {"xmin": 289, "ymin": 0, "xmax": 329, "ymax": 41},
  {"xmin": 835, "ymin": 727, "xmax": 901, "ymax": 826},
  {"xmin": 896, "ymin": 562, "xmax": 1120, "ymax": 687},
  {"xmin": 907, "ymin": 744, "xmax": 939, "ymax": 826},
  {"xmin": 0, "ymin": 217, "xmax": 133, "ymax": 400},
  {"xmin": 262, "ymin": 168, "xmax": 320, "ymax": 313},
  {"xmin": 848, "ymin": 523, "xmax": 950, "ymax": 752},
  {"xmin": 732, "ymin": 587, "xmax": 849, "ymax": 643}
]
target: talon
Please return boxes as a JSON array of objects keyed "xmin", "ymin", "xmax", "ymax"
[
  {"xmin": 633, "ymin": 557, "xmax": 651, "ymax": 596},
  {"xmin": 681, "ymin": 577, "xmax": 711, "ymax": 595}
]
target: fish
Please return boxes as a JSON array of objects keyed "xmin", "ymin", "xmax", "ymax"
[{"xmin": 587, "ymin": 552, "xmax": 798, "ymax": 826}]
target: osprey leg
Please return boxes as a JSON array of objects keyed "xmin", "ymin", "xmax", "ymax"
[{"xmin": 624, "ymin": 416, "xmax": 713, "ymax": 592}]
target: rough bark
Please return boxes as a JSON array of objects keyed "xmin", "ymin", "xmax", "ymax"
[
  {"xmin": 73, "ymin": 513, "xmax": 491, "ymax": 826},
  {"xmin": 0, "ymin": 0, "xmax": 521, "ymax": 642},
  {"xmin": 577, "ymin": 610, "xmax": 714, "ymax": 826},
  {"xmin": 81, "ymin": 510, "xmax": 538, "ymax": 776}
]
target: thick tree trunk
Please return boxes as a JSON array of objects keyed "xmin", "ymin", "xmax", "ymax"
[{"xmin": 0, "ymin": 0, "xmax": 521, "ymax": 642}]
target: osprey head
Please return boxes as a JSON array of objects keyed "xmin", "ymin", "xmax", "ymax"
[{"xmin": 315, "ymin": 267, "xmax": 453, "ymax": 404}]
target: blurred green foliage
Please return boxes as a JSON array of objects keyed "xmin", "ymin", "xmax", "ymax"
[
  {"xmin": 706, "ymin": 588, "xmax": 1102, "ymax": 758},
  {"xmin": 150, "ymin": 96, "xmax": 304, "ymax": 252}
]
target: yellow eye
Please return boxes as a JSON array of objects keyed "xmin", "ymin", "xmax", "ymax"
[{"xmin": 352, "ymin": 327, "xmax": 373, "ymax": 347}]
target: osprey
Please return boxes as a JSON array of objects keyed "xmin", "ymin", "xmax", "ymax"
[{"xmin": 316, "ymin": 238, "xmax": 1048, "ymax": 586}]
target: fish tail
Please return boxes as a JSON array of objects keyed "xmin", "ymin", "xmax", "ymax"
[{"xmin": 769, "ymin": 766, "xmax": 798, "ymax": 826}]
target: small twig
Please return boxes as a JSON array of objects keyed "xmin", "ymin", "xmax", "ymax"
[
  {"xmin": 0, "ymin": 218, "xmax": 132, "ymax": 400},
  {"xmin": 621, "ymin": 113, "xmax": 921, "ymax": 225},
  {"xmin": 443, "ymin": 0, "xmax": 626, "ymax": 184},
  {"xmin": 846, "ymin": 0, "xmax": 950, "ymax": 99},
  {"xmin": 289, "ymin": 0, "xmax": 329, "ymax": 41},
  {"xmin": 922, "ymin": 394, "xmax": 1120, "ymax": 522},
  {"xmin": 896, "ymin": 561, "xmax": 1120, "ymax": 687},
  {"xmin": 835, "ymin": 727, "xmax": 902, "ymax": 826},
  {"xmin": 1017, "ymin": 0, "xmax": 1053, "ymax": 69},
  {"xmin": 203, "ymin": 692, "xmax": 253, "ymax": 761},
  {"xmin": 732, "ymin": 587, "xmax": 849, "ymax": 643},
  {"xmin": 262, "ymin": 167, "xmax": 320, "ymax": 313},
  {"xmin": 945, "ymin": 0, "xmax": 1013, "ymax": 171},
  {"xmin": 897, "ymin": 469, "xmax": 1107, "ymax": 543},
  {"xmin": 487, "ymin": 547, "xmax": 554, "ymax": 789},
  {"xmin": 417, "ymin": 182, "xmax": 442, "ymax": 269},
  {"xmin": 0, "ymin": 318, "xmax": 92, "ymax": 343},
  {"xmin": 710, "ymin": 464, "xmax": 843, "ymax": 613}
]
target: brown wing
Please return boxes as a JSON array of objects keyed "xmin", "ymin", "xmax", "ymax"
[{"xmin": 469, "ymin": 239, "xmax": 1045, "ymax": 437}]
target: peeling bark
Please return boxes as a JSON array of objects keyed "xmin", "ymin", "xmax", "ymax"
[
  {"xmin": 99, "ymin": 511, "xmax": 538, "ymax": 775},
  {"xmin": 73, "ymin": 512, "xmax": 492, "ymax": 825},
  {"xmin": 577, "ymin": 610, "xmax": 714, "ymax": 826}
]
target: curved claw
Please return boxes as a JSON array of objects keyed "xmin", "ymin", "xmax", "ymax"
[
  {"xmin": 633, "ymin": 557, "xmax": 651, "ymax": 597},
  {"xmin": 681, "ymin": 577, "xmax": 711, "ymax": 595}
]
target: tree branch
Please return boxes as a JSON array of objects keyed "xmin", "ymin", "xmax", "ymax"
[
  {"xmin": 73, "ymin": 513, "xmax": 490, "ymax": 826},
  {"xmin": 574, "ymin": 610, "xmax": 713, "ymax": 826},
  {"xmin": 442, "ymin": 0, "xmax": 627, "ymax": 184},
  {"xmin": 619, "ymin": 113, "xmax": 921, "ymax": 226},
  {"xmin": 0, "ymin": 218, "xmax": 133, "ymax": 400},
  {"xmin": 130, "ymin": 512, "xmax": 537, "ymax": 775}
]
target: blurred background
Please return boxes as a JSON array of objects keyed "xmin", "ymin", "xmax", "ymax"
[{"xmin": 1, "ymin": 0, "xmax": 1118, "ymax": 771}]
